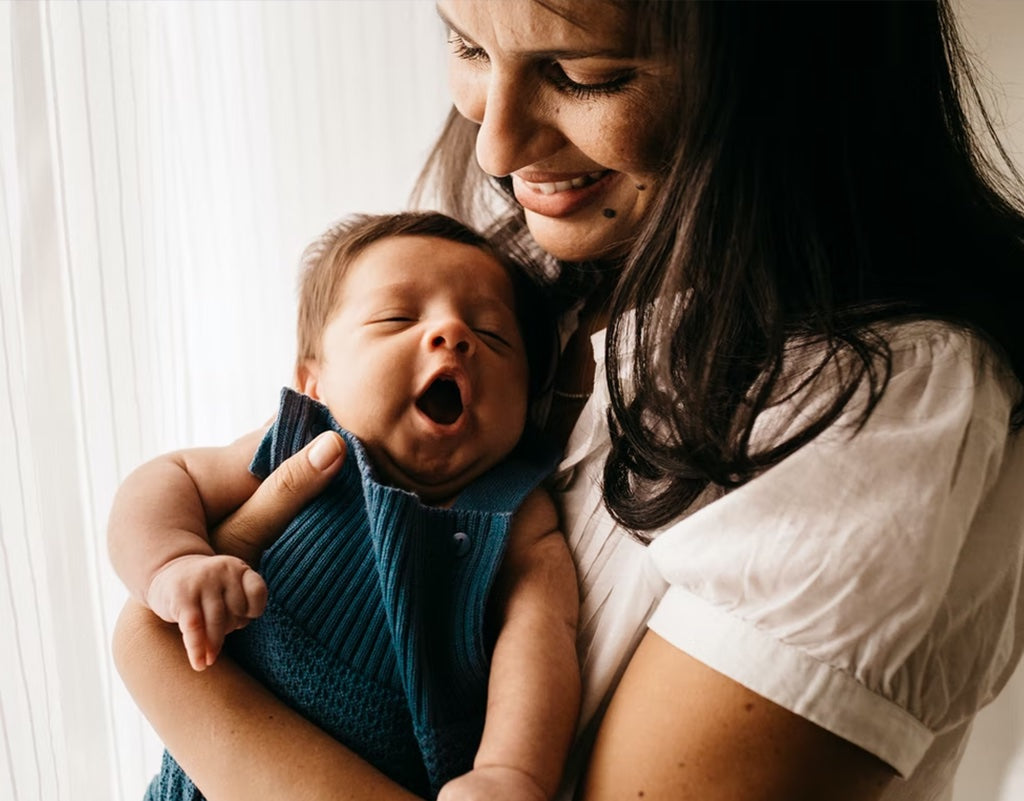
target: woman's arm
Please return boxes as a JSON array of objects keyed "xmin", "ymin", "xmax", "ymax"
[
  {"xmin": 113, "ymin": 601, "xmax": 422, "ymax": 801},
  {"xmin": 112, "ymin": 428, "xmax": 415, "ymax": 800},
  {"xmin": 579, "ymin": 630, "xmax": 895, "ymax": 801},
  {"xmin": 112, "ymin": 421, "xmax": 891, "ymax": 800}
]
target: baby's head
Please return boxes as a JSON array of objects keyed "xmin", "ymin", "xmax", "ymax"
[{"xmin": 295, "ymin": 212, "xmax": 552, "ymax": 503}]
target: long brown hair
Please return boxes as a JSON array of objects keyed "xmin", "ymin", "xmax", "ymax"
[{"xmin": 415, "ymin": 1, "xmax": 1024, "ymax": 532}]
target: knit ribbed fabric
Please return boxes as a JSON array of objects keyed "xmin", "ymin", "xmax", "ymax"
[{"xmin": 146, "ymin": 388, "xmax": 557, "ymax": 801}]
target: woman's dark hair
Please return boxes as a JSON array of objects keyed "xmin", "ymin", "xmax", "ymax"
[{"xmin": 415, "ymin": 1, "xmax": 1024, "ymax": 532}]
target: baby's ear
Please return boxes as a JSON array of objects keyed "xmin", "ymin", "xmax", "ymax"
[{"xmin": 295, "ymin": 360, "xmax": 321, "ymax": 400}]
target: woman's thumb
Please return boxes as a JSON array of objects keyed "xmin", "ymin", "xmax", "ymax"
[
  {"xmin": 307, "ymin": 430, "xmax": 345, "ymax": 471},
  {"xmin": 213, "ymin": 431, "xmax": 346, "ymax": 558}
]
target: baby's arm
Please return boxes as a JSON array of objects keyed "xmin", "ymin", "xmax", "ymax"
[
  {"xmin": 440, "ymin": 487, "xmax": 581, "ymax": 801},
  {"xmin": 107, "ymin": 428, "xmax": 270, "ymax": 671}
]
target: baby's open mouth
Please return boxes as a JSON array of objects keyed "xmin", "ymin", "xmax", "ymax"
[{"xmin": 416, "ymin": 377, "xmax": 463, "ymax": 425}]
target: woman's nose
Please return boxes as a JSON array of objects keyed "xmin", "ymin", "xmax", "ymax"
[
  {"xmin": 426, "ymin": 318, "xmax": 475, "ymax": 356},
  {"xmin": 453, "ymin": 68, "xmax": 564, "ymax": 178}
]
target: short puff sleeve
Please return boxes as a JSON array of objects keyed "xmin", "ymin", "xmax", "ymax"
[{"xmin": 647, "ymin": 322, "xmax": 1024, "ymax": 777}]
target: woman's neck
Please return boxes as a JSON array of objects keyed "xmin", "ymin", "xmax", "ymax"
[{"xmin": 545, "ymin": 287, "xmax": 614, "ymax": 448}]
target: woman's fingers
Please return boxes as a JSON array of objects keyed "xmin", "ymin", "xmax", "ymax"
[{"xmin": 212, "ymin": 431, "xmax": 346, "ymax": 560}]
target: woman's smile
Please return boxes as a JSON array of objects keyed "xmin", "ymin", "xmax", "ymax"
[{"xmin": 511, "ymin": 171, "xmax": 614, "ymax": 218}]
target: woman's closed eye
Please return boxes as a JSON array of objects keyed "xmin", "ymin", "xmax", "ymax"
[
  {"xmin": 447, "ymin": 28, "xmax": 635, "ymax": 100},
  {"xmin": 544, "ymin": 62, "xmax": 636, "ymax": 100},
  {"xmin": 447, "ymin": 30, "xmax": 486, "ymax": 63}
]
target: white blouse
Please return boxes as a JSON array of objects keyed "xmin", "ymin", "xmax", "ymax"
[{"xmin": 552, "ymin": 321, "xmax": 1024, "ymax": 801}]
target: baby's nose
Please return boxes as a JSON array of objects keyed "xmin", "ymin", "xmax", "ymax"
[{"xmin": 427, "ymin": 319, "xmax": 474, "ymax": 355}]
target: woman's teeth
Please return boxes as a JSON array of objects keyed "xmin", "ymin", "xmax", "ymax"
[{"xmin": 523, "ymin": 171, "xmax": 606, "ymax": 195}]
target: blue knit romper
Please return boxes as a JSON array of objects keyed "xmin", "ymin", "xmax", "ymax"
[{"xmin": 146, "ymin": 388, "xmax": 558, "ymax": 801}]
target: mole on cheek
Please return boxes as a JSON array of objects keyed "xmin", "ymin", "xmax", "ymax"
[{"xmin": 602, "ymin": 208, "xmax": 617, "ymax": 218}]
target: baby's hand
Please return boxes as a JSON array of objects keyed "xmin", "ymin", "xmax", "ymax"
[
  {"xmin": 438, "ymin": 766, "xmax": 549, "ymax": 801},
  {"xmin": 145, "ymin": 554, "xmax": 267, "ymax": 671}
]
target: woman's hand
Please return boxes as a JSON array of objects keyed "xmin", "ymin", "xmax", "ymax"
[{"xmin": 210, "ymin": 430, "xmax": 346, "ymax": 564}]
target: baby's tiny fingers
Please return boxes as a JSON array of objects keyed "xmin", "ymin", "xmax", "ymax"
[
  {"xmin": 220, "ymin": 565, "xmax": 263, "ymax": 620},
  {"xmin": 199, "ymin": 590, "xmax": 230, "ymax": 663},
  {"xmin": 178, "ymin": 608, "xmax": 210, "ymax": 672}
]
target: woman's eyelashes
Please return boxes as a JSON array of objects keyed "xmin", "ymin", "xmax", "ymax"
[
  {"xmin": 446, "ymin": 29, "xmax": 635, "ymax": 99},
  {"xmin": 544, "ymin": 63, "xmax": 635, "ymax": 100},
  {"xmin": 447, "ymin": 30, "xmax": 487, "ymax": 63}
]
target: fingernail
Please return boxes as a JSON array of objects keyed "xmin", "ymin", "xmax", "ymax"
[{"xmin": 308, "ymin": 432, "xmax": 342, "ymax": 471}]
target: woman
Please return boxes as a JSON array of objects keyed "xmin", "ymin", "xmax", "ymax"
[{"xmin": 113, "ymin": 1, "xmax": 1024, "ymax": 799}]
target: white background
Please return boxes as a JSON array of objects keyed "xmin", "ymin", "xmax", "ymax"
[{"xmin": 0, "ymin": 2, "xmax": 1021, "ymax": 800}]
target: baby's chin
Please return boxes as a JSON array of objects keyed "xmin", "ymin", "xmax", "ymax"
[{"xmin": 366, "ymin": 445, "xmax": 492, "ymax": 508}]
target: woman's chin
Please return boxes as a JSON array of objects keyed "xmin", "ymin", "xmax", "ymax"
[{"xmin": 524, "ymin": 209, "xmax": 635, "ymax": 264}]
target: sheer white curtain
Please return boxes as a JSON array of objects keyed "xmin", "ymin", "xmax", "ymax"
[
  {"xmin": 1, "ymin": 1, "xmax": 1022, "ymax": 800},
  {"xmin": 1, "ymin": 1, "xmax": 448, "ymax": 798}
]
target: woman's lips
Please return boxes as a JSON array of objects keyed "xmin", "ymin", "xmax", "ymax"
[{"xmin": 512, "ymin": 170, "xmax": 614, "ymax": 218}]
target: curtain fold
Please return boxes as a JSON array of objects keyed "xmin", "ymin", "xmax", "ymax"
[
  {"xmin": 1, "ymin": 2, "xmax": 448, "ymax": 798},
  {"xmin": 1, "ymin": 1, "xmax": 1021, "ymax": 800}
]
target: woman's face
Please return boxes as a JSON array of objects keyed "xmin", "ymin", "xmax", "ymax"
[{"xmin": 438, "ymin": 0, "xmax": 679, "ymax": 262}]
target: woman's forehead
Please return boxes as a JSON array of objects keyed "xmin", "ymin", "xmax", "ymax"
[
  {"xmin": 530, "ymin": 0, "xmax": 632, "ymax": 28},
  {"xmin": 438, "ymin": 0, "xmax": 635, "ymax": 53}
]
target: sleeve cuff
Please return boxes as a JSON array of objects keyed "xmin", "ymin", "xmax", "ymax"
[{"xmin": 647, "ymin": 585, "xmax": 933, "ymax": 778}]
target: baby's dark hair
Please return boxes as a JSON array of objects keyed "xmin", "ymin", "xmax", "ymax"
[{"xmin": 296, "ymin": 211, "xmax": 556, "ymax": 400}]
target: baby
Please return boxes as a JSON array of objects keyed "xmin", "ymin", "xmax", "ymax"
[{"xmin": 108, "ymin": 212, "xmax": 580, "ymax": 801}]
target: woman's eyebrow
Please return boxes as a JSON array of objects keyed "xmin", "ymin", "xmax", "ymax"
[{"xmin": 435, "ymin": 4, "xmax": 631, "ymax": 61}]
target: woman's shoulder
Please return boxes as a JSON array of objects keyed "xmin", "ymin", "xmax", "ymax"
[
  {"xmin": 867, "ymin": 318, "xmax": 1021, "ymax": 428},
  {"xmin": 883, "ymin": 318, "xmax": 1011, "ymax": 370},
  {"xmin": 761, "ymin": 319, "xmax": 1020, "ymax": 444}
]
